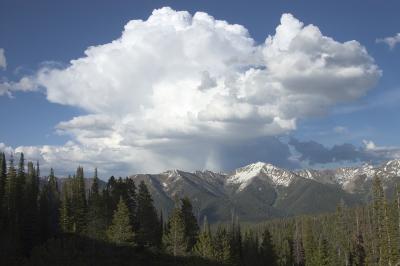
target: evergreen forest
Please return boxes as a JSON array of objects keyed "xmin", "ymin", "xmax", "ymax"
[{"xmin": 1, "ymin": 152, "xmax": 399, "ymax": 266}]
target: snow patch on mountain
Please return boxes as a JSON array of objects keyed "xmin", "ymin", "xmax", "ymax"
[
  {"xmin": 296, "ymin": 159, "xmax": 400, "ymax": 192},
  {"xmin": 227, "ymin": 162, "xmax": 296, "ymax": 191}
]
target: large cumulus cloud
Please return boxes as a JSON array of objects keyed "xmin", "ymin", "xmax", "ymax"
[{"xmin": 0, "ymin": 8, "xmax": 382, "ymax": 176}]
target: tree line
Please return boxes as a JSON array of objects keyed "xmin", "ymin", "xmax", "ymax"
[
  {"xmin": 1, "ymin": 152, "xmax": 400, "ymax": 265},
  {"xmin": 251, "ymin": 176, "xmax": 400, "ymax": 266}
]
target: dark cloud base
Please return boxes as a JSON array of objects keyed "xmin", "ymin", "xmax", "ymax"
[{"xmin": 289, "ymin": 138, "xmax": 379, "ymax": 166}]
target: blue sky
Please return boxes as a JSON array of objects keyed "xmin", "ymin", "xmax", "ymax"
[{"xmin": 1, "ymin": 0, "xmax": 400, "ymax": 177}]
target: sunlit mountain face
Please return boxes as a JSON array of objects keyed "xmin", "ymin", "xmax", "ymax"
[{"xmin": 126, "ymin": 159, "xmax": 400, "ymax": 222}]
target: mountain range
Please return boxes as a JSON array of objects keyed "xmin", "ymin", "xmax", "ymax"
[{"xmin": 127, "ymin": 160, "xmax": 400, "ymax": 223}]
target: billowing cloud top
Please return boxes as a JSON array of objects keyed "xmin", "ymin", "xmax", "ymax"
[{"xmin": 1, "ymin": 8, "xmax": 382, "ymax": 175}]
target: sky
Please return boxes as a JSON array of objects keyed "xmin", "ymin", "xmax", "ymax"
[{"xmin": 1, "ymin": 0, "xmax": 400, "ymax": 178}]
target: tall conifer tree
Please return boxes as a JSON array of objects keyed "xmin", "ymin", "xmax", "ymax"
[
  {"xmin": 0, "ymin": 153, "xmax": 6, "ymax": 214},
  {"xmin": 87, "ymin": 168, "xmax": 107, "ymax": 240},
  {"xmin": 15, "ymin": 153, "xmax": 25, "ymax": 228},
  {"xmin": 59, "ymin": 179, "xmax": 73, "ymax": 233},
  {"xmin": 260, "ymin": 228, "xmax": 278, "ymax": 266},
  {"xmin": 3, "ymin": 155, "xmax": 17, "ymax": 227},
  {"xmin": 163, "ymin": 206, "xmax": 187, "ymax": 256},
  {"xmin": 124, "ymin": 177, "xmax": 137, "ymax": 230},
  {"xmin": 107, "ymin": 197, "xmax": 134, "ymax": 245},
  {"xmin": 21, "ymin": 162, "xmax": 40, "ymax": 254},
  {"xmin": 72, "ymin": 167, "xmax": 87, "ymax": 234},
  {"xmin": 193, "ymin": 217, "xmax": 214, "ymax": 259},
  {"xmin": 180, "ymin": 197, "xmax": 199, "ymax": 252},
  {"xmin": 136, "ymin": 181, "xmax": 159, "ymax": 247}
]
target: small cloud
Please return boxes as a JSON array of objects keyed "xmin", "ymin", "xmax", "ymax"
[
  {"xmin": 362, "ymin": 139, "xmax": 376, "ymax": 150},
  {"xmin": 0, "ymin": 49, "xmax": 6, "ymax": 70},
  {"xmin": 362, "ymin": 139, "xmax": 400, "ymax": 159},
  {"xmin": 334, "ymin": 126, "xmax": 348, "ymax": 134},
  {"xmin": 376, "ymin": 33, "xmax": 400, "ymax": 50}
]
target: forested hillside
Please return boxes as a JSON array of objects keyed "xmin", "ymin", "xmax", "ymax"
[{"xmin": 0, "ymin": 152, "xmax": 399, "ymax": 265}]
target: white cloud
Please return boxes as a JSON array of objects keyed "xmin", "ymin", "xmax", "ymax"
[
  {"xmin": 0, "ymin": 143, "xmax": 14, "ymax": 155},
  {"xmin": 376, "ymin": 33, "xmax": 400, "ymax": 49},
  {"xmin": 363, "ymin": 140, "xmax": 377, "ymax": 150},
  {"xmin": 0, "ymin": 8, "xmax": 382, "ymax": 175},
  {"xmin": 0, "ymin": 49, "xmax": 6, "ymax": 70},
  {"xmin": 362, "ymin": 139, "xmax": 400, "ymax": 160}
]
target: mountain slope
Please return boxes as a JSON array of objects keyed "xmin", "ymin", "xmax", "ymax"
[{"xmin": 128, "ymin": 160, "xmax": 400, "ymax": 223}]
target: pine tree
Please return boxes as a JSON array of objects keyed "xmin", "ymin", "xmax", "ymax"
[
  {"xmin": 48, "ymin": 168, "xmax": 57, "ymax": 193},
  {"xmin": 136, "ymin": 181, "xmax": 160, "ymax": 247},
  {"xmin": 259, "ymin": 228, "xmax": 277, "ymax": 266},
  {"xmin": 351, "ymin": 232, "xmax": 366, "ymax": 266},
  {"xmin": 47, "ymin": 168, "xmax": 60, "ymax": 236},
  {"xmin": 335, "ymin": 201, "xmax": 351, "ymax": 266},
  {"xmin": 395, "ymin": 184, "xmax": 400, "ymax": 265},
  {"xmin": 102, "ymin": 187, "xmax": 113, "ymax": 227},
  {"xmin": 214, "ymin": 226, "xmax": 233, "ymax": 264},
  {"xmin": 230, "ymin": 216, "xmax": 243, "ymax": 265},
  {"xmin": 242, "ymin": 229, "xmax": 257, "ymax": 265},
  {"xmin": 106, "ymin": 197, "xmax": 134, "ymax": 245},
  {"xmin": 15, "ymin": 153, "xmax": 25, "ymax": 229},
  {"xmin": 0, "ymin": 152, "xmax": 6, "ymax": 216},
  {"xmin": 164, "ymin": 206, "xmax": 187, "ymax": 256},
  {"xmin": 293, "ymin": 220, "xmax": 306, "ymax": 266},
  {"xmin": 38, "ymin": 184, "xmax": 51, "ymax": 242},
  {"xmin": 36, "ymin": 161, "xmax": 40, "ymax": 179},
  {"xmin": 279, "ymin": 237, "xmax": 294, "ymax": 266},
  {"xmin": 2, "ymin": 164, "xmax": 20, "ymax": 258},
  {"xmin": 125, "ymin": 177, "xmax": 137, "ymax": 230},
  {"xmin": 193, "ymin": 217, "xmax": 214, "ymax": 259},
  {"xmin": 303, "ymin": 218, "xmax": 318, "ymax": 266},
  {"xmin": 91, "ymin": 168, "xmax": 99, "ymax": 196},
  {"xmin": 71, "ymin": 167, "xmax": 87, "ymax": 234},
  {"xmin": 20, "ymin": 161, "xmax": 40, "ymax": 255},
  {"xmin": 317, "ymin": 237, "xmax": 331, "ymax": 266},
  {"xmin": 365, "ymin": 205, "xmax": 378, "ymax": 265},
  {"xmin": 59, "ymin": 179, "xmax": 73, "ymax": 233},
  {"xmin": 159, "ymin": 210, "xmax": 164, "ymax": 245},
  {"xmin": 383, "ymin": 197, "xmax": 398, "ymax": 266},
  {"xmin": 372, "ymin": 176, "xmax": 387, "ymax": 265},
  {"xmin": 180, "ymin": 197, "xmax": 199, "ymax": 252},
  {"xmin": 3, "ymin": 155, "xmax": 17, "ymax": 228},
  {"xmin": 37, "ymin": 169, "xmax": 61, "ymax": 242},
  {"xmin": 87, "ymin": 169, "xmax": 107, "ymax": 240}
]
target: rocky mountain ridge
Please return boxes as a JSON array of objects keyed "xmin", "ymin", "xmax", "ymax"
[{"xmin": 128, "ymin": 159, "xmax": 400, "ymax": 222}]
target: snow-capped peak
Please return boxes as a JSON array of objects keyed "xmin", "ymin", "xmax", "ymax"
[
  {"xmin": 227, "ymin": 162, "xmax": 296, "ymax": 191},
  {"xmin": 164, "ymin": 169, "xmax": 180, "ymax": 176},
  {"xmin": 382, "ymin": 159, "xmax": 400, "ymax": 175},
  {"xmin": 228, "ymin": 162, "xmax": 266, "ymax": 183}
]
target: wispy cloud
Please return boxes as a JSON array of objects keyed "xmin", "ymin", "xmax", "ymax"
[{"xmin": 376, "ymin": 33, "xmax": 400, "ymax": 49}]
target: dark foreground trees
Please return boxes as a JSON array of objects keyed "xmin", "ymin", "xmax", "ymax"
[{"xmin": 1, "ymin": 153, "xmax": 400, "ymax": 266}]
